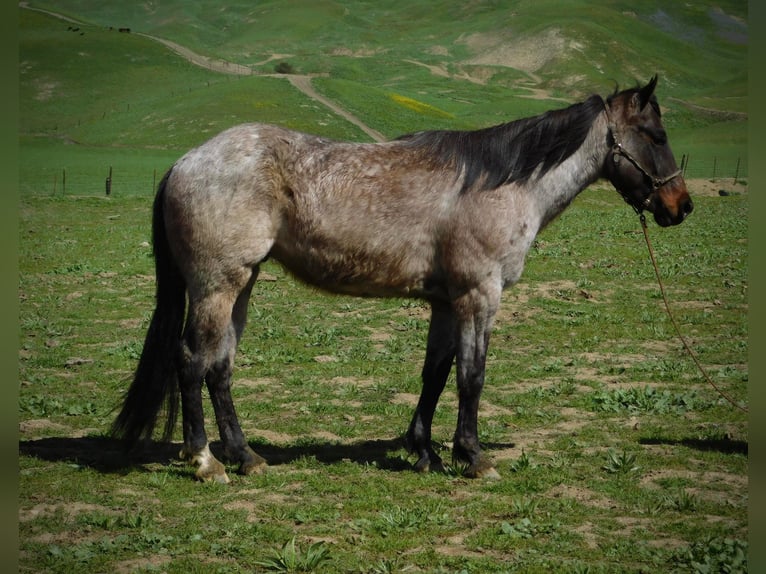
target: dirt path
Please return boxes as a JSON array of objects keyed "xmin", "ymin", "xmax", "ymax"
[
  {"xmin": 140, "ymin": 38, "xmax": 386, "ymax": 141},
  {"xmin": 286, "ymin": 75, "xmax": 386, "ymax": 142},
  {"xmin": 21, "ymin": 2, "xmax": 385, "ymax": 141},
  {"xmin": 135, "ymin": 32, "xmax": 255, "ymax": 76},
  {"xmin": 20, "ymin": 1, "xmax": 82, "ymax": 25}
]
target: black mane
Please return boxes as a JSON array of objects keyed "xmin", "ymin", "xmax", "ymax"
[{"xmin": 397, "ymin": 94, "xmax": 605, "ymax": 193}]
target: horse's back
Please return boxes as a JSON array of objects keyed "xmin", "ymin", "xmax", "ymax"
[{"xmin": 160, "ymin": 122, "xmax": 474, "ymax": 299}]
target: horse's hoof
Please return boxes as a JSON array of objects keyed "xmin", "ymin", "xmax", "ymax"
[
  {"xmin": 414, "ymin": 452, "xmax": 444, "ymax": 474},
  {"xmin": 237, "ymin": 446, "xmax": 268, "ymax": 475},
  {"xmin": 181, "ymin": 444, "xmax": 230, "ymax": 484},
  {"xmin": 474, "ymin": 466, "xmax": 501, "ymax": 480},
  {"xmin": 197, "ymin": 467, "xmax": 231, "ymax": 484},
  {"xmin": 414, "ymin": 456, "xmax": 431, "ymax": 473},
  {"xmin": 460, "ymin": 457, "xmax": 501, "ymax": 480},
  {"xmin": 239, "ymin": 458, "xmax": 267, "ymax": 476}
]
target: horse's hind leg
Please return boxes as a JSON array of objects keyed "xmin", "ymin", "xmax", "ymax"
[
  {"xmin": 207, "ymin": 268, "xmax": 267, "ymax": 476},
  {"xmin": 178, "ymin": 282, "xmax": 251, "ymax": 484},
  {"xmin": 177, "ymin": 296, "xmax": 230, "ymax": 483},
  {"xmin": 406, "ymin": 302, "xmax": 457, "ymax": 473}
]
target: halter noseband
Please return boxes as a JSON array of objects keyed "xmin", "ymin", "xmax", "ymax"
[{"xmin": 604, "ymin": 101, "xmax": 683, "ymax": 214}]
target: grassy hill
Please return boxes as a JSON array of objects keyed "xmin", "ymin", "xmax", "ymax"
[{"xmin": 19, "ymin": 1, "xmax": 748, "ymax": 195}]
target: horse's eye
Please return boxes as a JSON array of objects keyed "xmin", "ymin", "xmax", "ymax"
[{"xmin": 640, "ymin": 126, "xmax": 667, "ymax": 145}]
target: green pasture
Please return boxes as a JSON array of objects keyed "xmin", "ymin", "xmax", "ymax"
[
  {"xmin": 19, "ymin": 1, "xmax": 749, "ymax": 572},
  {"xmin": 19, "ymin": 189, "xmax": 748, "ymax": 573}
]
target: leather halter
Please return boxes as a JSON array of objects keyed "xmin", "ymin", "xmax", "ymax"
[{"xmin": 603, "ymin": 101, "xmax": 683, "ymax": 214}]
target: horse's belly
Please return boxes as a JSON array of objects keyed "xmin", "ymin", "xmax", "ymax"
[{"xmin": 270, "ymin": 238, "xmax": 441, "ymax": 299}]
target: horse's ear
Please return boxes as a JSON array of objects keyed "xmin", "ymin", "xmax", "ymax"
[{"xmin": 632, "ymin": 75, "xmax": 658, "ymax": 111}]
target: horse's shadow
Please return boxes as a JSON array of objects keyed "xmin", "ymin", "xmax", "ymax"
[
  {"xmin": 17, "ymin": 435, "xmax": 417, "ymax": 475},
  {"xmin": 638, "ymin": 436, "xmax": 748, "ymax": 455},
  {"xmin": 18, "ymin": 435, "xmax": 520, "ymax": 476},
  {"xmin": 22, "ymin": 434, "xmax": 743, "ymax": 477}
]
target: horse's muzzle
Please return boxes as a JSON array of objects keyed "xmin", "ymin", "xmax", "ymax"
[{"xmin": 652, "ymin": 179, "xmax": 694, "ymax": 227}]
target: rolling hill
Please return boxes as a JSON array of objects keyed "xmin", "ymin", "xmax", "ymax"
[{"xmin": 19, "ymin": 1, "xmax": 748, "ymax": 195}]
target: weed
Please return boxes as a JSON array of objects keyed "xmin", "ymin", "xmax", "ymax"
[
  {"xmin": 602, "ymin": 450, "xmax": 640, "ymax": 475},
  {"xmin": 375, "ymin": 505, "xmax": 428, "ymax": 534},
  {"xmin": 591, "ymin": 386, "xmax": 702, "ymax": 414},
  {"xmin": 500, "ymin": 517, "xmax": 560, "ymax": 539},
  {"xmin": 663, "ymin": 489, "xmax": 700, "ymax": 513},
  {"xmin": 365, "ymin": 558, "xmax": 403, "ymax": 574},
  {"xmin": 671, "ymin": 536, "xmax": 748, "ymax": 573},
  {"xmin": 256, "ymin": 537, "xmax": 331, "ymax": 573},
  {"xmin": 510, "ymin": 450, "xmax": 534, "ymax": 473},
  {"xmin": 19, "ymin": 394, "xmax": 98, "ymax": 417},
  {"xmin": 511, "ymin": 497, "xmax": 539, "ymax": 518}
]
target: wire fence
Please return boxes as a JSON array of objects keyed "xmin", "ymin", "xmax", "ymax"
[
  {"xmin": 20, "ymin": 165, "xmax": 167, "ymax": 197},
  {"xmin": 20, "ymin": 154, "xmax": 747, "ymax": 198},
  {"xmin": 679, "ymin": 154, "xmax": 747, "ymax": 181}
]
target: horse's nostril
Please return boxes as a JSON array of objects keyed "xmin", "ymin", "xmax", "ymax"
[{"xmin": 682, "ymin": 198, "xmax": 694, "ymax": 218}]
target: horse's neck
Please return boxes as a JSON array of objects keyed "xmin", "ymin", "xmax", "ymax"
[{"xmin": 531, "ymin": 112, "xmax": 610, "ymax": 229}]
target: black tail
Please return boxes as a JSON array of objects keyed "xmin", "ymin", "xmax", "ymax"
[{"xmin": 111, "ymin": 169, "xmax": 186, "ymax": 446}]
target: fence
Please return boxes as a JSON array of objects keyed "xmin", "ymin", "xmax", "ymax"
[
  {"xmin": 20, "ymin": 154, "xmax": 748, "ymax": 198},
  {"xmin": 678, "ymin": 154, "xmax": 747, "ymax": 181},
  {"xmin": 20, "ymin": 165, "xmax": 168, "ymax": 197}
]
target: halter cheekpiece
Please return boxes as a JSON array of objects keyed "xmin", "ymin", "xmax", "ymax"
[{"xmin": 603, "ymin": 100, "xmax": 682, "ymax": 214}]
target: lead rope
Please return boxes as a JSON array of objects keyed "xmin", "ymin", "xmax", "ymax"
[{"xmin": 638, "ymin": 214, "xmax": 747, "ymax": 413}]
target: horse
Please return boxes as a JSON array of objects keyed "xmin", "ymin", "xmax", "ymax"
[{"xmin": 111, "ymin": 75, "xmax": 692, "ymax": 483}]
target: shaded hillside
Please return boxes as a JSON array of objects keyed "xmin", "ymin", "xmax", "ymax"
[{"xmin": 26, "ymin": 0, "xmax": 747, "ymax": 102}]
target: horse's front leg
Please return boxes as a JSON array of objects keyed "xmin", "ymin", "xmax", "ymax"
[
  {"xmin": 452, "ymin": 285, "xmax": 502, "ymax": 479},
  {"xmin": 406, "ymin": 302, "xmax": 457, "ymax": 473}
]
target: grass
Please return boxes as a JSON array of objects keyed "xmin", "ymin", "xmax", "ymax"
[
  {"xmin": 19, "ymin": 189, "xmax": 748, "ymax": 573},
  {"xmin": 18, "ymin": 2, "xmax": 748, "ymax": 572}
]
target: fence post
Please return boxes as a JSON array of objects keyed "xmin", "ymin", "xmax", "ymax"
[
  {"xmin": 734, "ymin": 157, "xmax": 740, "ymax": 184},
  {"xmin": 105, "ymin": 166, "xmax": 112, "ymax": 196},
  {"xmin": 713, "ymin": 157, "xmax": 717, "ymax": 179}
]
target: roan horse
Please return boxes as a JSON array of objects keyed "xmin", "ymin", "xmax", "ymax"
[{"xmin": 112, "ymin": 76, "xmax": 692, "ymax": 483}]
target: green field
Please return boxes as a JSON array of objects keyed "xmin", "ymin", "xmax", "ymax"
[
  {"xmin": 19, "ymin": 189, "xmax": 748, "ymax": 572},
  {"xmin": 19, "ymin": 2, "xmax": 748, "ymax": 572}
]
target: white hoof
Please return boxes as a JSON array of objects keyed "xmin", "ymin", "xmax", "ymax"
[{"xmin": 180, "ymin": 444, "xmax": 230, "ymax": 484}]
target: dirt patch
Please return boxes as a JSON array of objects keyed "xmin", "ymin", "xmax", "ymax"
[
  {"xmin": 115, "ymin": 557, "xmax": 171, "ymax": 574},
  {"xmin": 391, "ymin": 392, "xmax": 420, "ymax": 407},
  {"xmin": 19, "ymin": 501, "xmax": 113, "ymax": 523},
  {"xmin": 403, "ymin": 59, "xmax": 451, "ymax": 79},
  {"xmin": 19, "ymin": 419, "xmax": 71, "ymax": 437},
  {"xmin": 686, "ymin": 178, "xmax": 747, "ymax": 197},
  {"xmin": 459, "ymin": 28, "xmax": 584, "ymax": 74},
  {"xmin": 640, "ymin": 468, "xmax": 747, "ymax": 491},
  {"xmin": 250, "ymin": 428, "xmax": 295, "ymax": 444},
  {"xmin": 488, "ymin": 408, "xmax": 595, "ymax": 462},
  {"xmin": 546, "ymin": 483, "xmax": 618, "ymax": 510},
  {"xmin": 332, "ymin": 47, "xmax": 387, "ymax": 58},
  {"xmin": 33, "ymin": 79, "xmax": 59, "ymax": 102}
]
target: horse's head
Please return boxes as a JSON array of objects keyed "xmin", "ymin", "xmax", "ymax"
[{"xmin": 603, "ymin": 75, "xmax": 693, "ymax": 227}]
